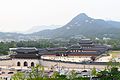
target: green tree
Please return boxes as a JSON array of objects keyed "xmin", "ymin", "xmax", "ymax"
[
  {"xmin": 12, "ymin": 72, "xmax": 25, "ymax": 80},
  {"xmin": 68, "ymin": 70, "xmax": 77, "ymax": 80},
  {"xmin": 91, "ymin": 67, "xmax": 97, "ymax": 77},
  {"xmin": 109, "ymin": 67, "xmax": 120, "ymax": 80},
  {"xmin": 27, "ymin": 64, "xmax": 45, "ymax": 80},
  {"xmin": 51, "ymin": 71, "xmax": 59, "ymax": 78}
]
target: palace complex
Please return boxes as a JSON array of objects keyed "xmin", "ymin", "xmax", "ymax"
[{"xmin": 0, "ymin": 39, "xmax": 112, "ymax": 79}]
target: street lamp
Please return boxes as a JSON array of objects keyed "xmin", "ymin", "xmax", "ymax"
[
  {"xmin": 58, "ymin": 60, "xmax": 61, "ymax": 74},
  {"xmin": 36, "ymin": 54, "xmax": 40, "ymax": 65},
  {"xmin": 86, "ymin": 61, "xmax": 92, "ymax": 80},
  {"xmin": 35, "ymin": 53, "xmax": 41, "ymax": 78}
]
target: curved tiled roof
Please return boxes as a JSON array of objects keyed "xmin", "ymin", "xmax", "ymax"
[
  {"xmin": 9, "ymin": 39, "xmax": 111, "ymax": 59},
  {"xmin": 79, "ymin": 39, "xmax": 93, "ymax": 44},
  {"xmin": 10, "ymin": 53, "xmax": 40, "ymax": 59}
]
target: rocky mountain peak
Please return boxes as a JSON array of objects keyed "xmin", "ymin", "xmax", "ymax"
[{"xmin": 77, "ymin": 13, "xmax": 88, "ymax": 18}]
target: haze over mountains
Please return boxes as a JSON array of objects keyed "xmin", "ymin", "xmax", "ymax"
[
  {"xmin": 0, "ymin": 13, "xmax": 120, "ymax": 41},
  {"xmin": 32, "ymin": 13, "xmax": 120, "ymax": 39},
  {"xmin": 25, "ymin": 25, "xmax": 61, "ymax": 34}
]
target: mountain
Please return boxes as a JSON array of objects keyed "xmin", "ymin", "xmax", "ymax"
[
  {"xmin": 25, "ymin": 25, "xmax": 61, "ymax": 34},
  {"xmin": 0, "ymin": 13, "xmax": 120, "ymax": 41},
  {"xmin": 107, "ymin": 21, "xmax": 120, "ymax": 28},
  {"xmin": 32, "ymin": 13, "xmax": 120, "ymax": 39},
  {"xmin": 0, "ymin": 25, "xmax": 62, "ymax": 41},
  {"xmin": 0, "ymin": 32, "xmax": 24, "ymax": 41}
]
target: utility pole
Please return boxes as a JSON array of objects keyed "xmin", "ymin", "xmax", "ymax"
[
  {"xmin": 36, "ymin": 53, "xmax": 40, "ymax": 65},
  {"xmin": 58, "ymin": 59, "xmax": 60, "ymax": 74}
]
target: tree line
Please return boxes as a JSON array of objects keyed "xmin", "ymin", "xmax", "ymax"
[
  {"xmin": 0, "ymin": 39, "xmax": 120, "ymax": 55},
  {"xmin": 0, "ymin": 40, "xmax": 54, "ymax": 55}
]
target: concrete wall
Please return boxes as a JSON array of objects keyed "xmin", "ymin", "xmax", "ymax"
[
  {"xmin": 12, "ymin": 59, "xmax": 40, "ymax": 68},
  {"xmin": 0, "ymin": 59, "xmax": 108, "ymax": 70},
  {"xmin": 41, "ymin": 55, "xmax": 91, "ymax": 62},
  {"xmin": 0, "ymin": 59, "xmax": 40, "ymax": 69},
  {"xmin": 40, "ymin": 60, "xmax": 107, "ymax": 70},
  {"xmin": 0, "ymin": 60, "xmax": 13, "ymax": 66}
]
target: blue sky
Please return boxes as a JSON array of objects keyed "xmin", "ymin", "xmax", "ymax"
[{"xmin": 0, "ymin": 0, "xmax": 120, "ymax": 32}]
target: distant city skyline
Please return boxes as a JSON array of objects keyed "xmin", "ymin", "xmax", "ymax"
[{"xmin": 0, "ymin": 0, "xmax": 120, "ymax": 32}]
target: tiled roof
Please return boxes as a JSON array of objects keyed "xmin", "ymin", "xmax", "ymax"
[
  {"xmin": 10, "ymin": 53, "xmax": 40, "ymax": 59},
  {"xmin": 11, "ymin": 47, "xmax": 39, "ymax": 54},
  {"xmin": 79, "ymin": 39, "xmax": 93, "ymax": 44}
]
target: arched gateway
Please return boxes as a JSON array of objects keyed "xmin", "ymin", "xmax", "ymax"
[
  {"xmin": 24, "ymin": 61, "xmax": 28, "ymax": 66},
  {"xmin": 17, "ymin": 62, "xmax": 21, "ymax": 66},
  {"xmin": 10, "ymin": 48, "xmax": 41, "ymax": 68}
]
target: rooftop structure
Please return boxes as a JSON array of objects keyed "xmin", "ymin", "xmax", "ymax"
[
  {"xmin": 9, "ymin": 39, "xmax": 111, "ymax": 62},
  {"xmin": 10, "ymin": 47, "xmax": 41, "ymax": 59},
  {"xmin": 44, "ymin": 39, "xmax": 110, "ymax": 57},
  {"xmin": 0, "ymin": 40, "xmax": 112, "ymax": 79}
]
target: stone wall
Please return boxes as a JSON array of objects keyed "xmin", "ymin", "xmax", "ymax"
[
  {"xmin": 12, "ymin": 59, "xmax": 40, "ymax": 67},
  {"xmin": 0, "ymin": 58, "xmax": 108, "ymax": 70},
  {"xmin": 0, "ymin": 60, "xmax": 13, "ymax": 66},
  {"xmin": 40, "ymin": 60, "xmax": 107, "ymax": 70},
  {"xmin": 0, "ymin": 59, "xmax": 40, "ymax": 69}
]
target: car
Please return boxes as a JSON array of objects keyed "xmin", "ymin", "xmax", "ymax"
[
  {"xmin": 49, "ymin": 70, "xmax": 53, "ymax": 72},
  {"xmin": 2, "ymin": 71, "xmax": 5, "ymax": 74},
  {"xmin": 9, "ymin": 68, "xmax": 15, "ymax": 71},
  {"xmin": 8, "ymin": 72, "xmax": 14, "ymax": 74},
  {"xmin": 17, "ymin": 69, "xmax": 22, "ymax": 72},
  {"xmin": 83, "ymin": 75, "xmax": 88, "ymax": 77},
  {"xmin": 76, "ymin": 72, "xmax": 81, "ymax": 74},
  {"xmin": 82, "ymin": 70, "xmax": 87, "ymax": 72}
]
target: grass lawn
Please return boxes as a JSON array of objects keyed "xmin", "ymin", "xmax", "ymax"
[
  {"xmin": 110, "ymin": 51, "xmax": 120, "ymax": 54},
  {"xmin": 109, "ymin": 51, "xmax": 120, "ymax": 58}
]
